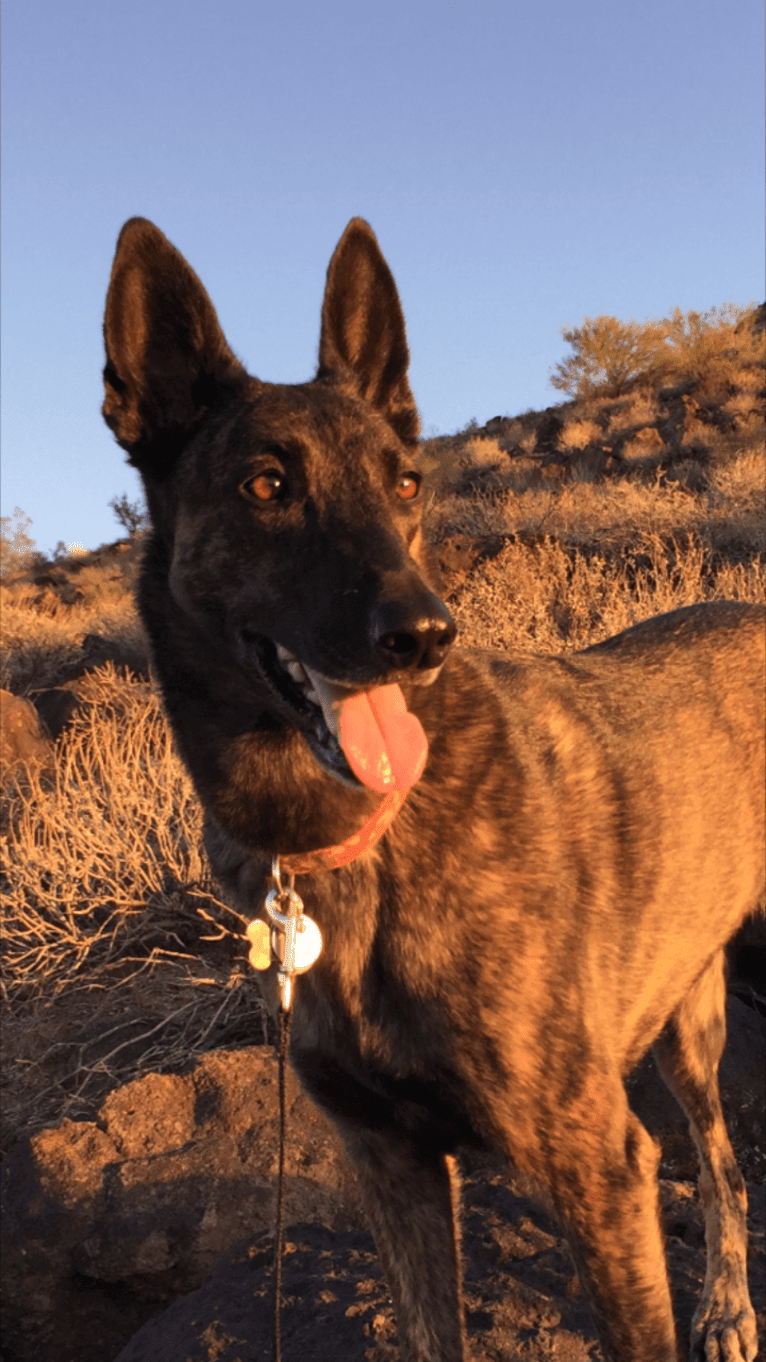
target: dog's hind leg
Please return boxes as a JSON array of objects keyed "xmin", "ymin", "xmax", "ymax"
[
  {"xmin": 652, "ymin": 948, "xmax": 758, "ymax": 1362},
  {"xmin": 338, "ymin": 1123, "xmax": 466, "ymax": 1362}
]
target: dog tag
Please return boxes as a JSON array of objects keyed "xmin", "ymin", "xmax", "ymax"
[
  {"xmin": 246, "ymin": 919, "xmax": 272, "ymax": 971},
  {"xmin": 272, "ymin": 914, "xmax": 323, "ymax": 973},
  {"xmin": 294, "ymin": 914, "xmax": 323, "ymax": 972}
]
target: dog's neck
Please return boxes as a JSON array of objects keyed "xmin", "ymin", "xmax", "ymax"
[{"xmin": 279, "ymin": 788, "xmax": 407, "ymax": 873}]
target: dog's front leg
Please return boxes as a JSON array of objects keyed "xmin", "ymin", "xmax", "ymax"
[
  {"xmin": 549, "ymin": 1104, "xmax": 680, "ymax": 1362},
  {"xmin": 339, "ymin": 1121, "xmax": 466, "ymax": 1362}
]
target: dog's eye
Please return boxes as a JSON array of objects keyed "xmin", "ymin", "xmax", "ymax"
[
  {"xmin": 396, "ymin": 472, "xmax": 420, "ymax": 501},
  {"xmin": 245, "ymin": 471, "xmax": 287, "ymax": 502}
]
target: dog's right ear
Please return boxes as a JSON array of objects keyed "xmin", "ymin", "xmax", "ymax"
[
  {"xmin": 102, "ymin": 218, "xmax": 247, "ymax": 476},
  {"xmin": 318, "ymin": 219, "xmax": 420, "ymax": 448}
]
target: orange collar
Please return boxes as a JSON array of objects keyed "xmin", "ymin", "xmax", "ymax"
[{"xmin": 279, "ymin": 788, "xmax": 407, "ymax": 875}]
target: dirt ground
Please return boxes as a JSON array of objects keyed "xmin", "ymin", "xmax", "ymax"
[
  {"xmin": 2, "ymin": 990, "xmax": 763, "ymax": 1362},
  {"xmin": 111, "ymin": 1176, "xmax": 764, "ymax": 1362}
]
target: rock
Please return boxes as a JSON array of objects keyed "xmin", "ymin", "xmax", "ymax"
[
  {"xmin": 74, "ymin": 633, "xmax": 150, "ymax": 679},
  {"xmin": 0, "ymin": 689, "xmax": 52, "ymax": 780},
  {"xmin": 0, "ymin": 1048, "xmax": 362, "ymax": 1362},
  {"xmin": 1, "ymin": 1001, "xmax": 764, "ymax": 1362},
  {"xmin": 534, "ymin": 413, "xmax": 565, "ymax": 452},
  {"xmin": 30, "ymin": 685, "xmax": 87, "ymax": 740},
  {"xmin": 113, "ymin": 1225, "xmax": 390, "ymax": 1362},
  {"xmin": 435, "ymin": 533, "xmax": 505, "ymax": 591},
  {"xmin": 631, "ymin": 425, "xmax": 666, "ymax": 453},
  {"xmin": 664, "ymin": 461, "xmax": 709, "ymax": 494}
]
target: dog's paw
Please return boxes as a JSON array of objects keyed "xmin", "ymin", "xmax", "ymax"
[{"xmin": 690, "ymin": 1293, "xmax": 758, "ymax": 1361}]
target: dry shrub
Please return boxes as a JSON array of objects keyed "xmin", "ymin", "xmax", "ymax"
[
  {"xmin": 0, "ymin": 508, "xmax": 38, "ymax": 581},
  {"xmin": 429, "ymin": 443, "xmax": 765, "ymax": 562},
  {"xmin": 0, "ymin": 580, "xmax": 146, "ymax": 693},
  {"xmin": 681, "ymin": 416, "xmax": 713, "ymax": 448},
  {"xmin": 551, "ymin": 304, "xmax": 762, "ymax": 401},
  {"xmin": 731, "ymin": 367, "xmax": 765, "ymax": 393},
  {"xmin": 494, "ymin": 417, "xmax": 529, "ymax": 450},
  {"xmin": 3, "ymin": 670, "xmax": 203, "ymax": 996},
  {"xmin": 518, "ymin": 429, "xmax": 539, "ymax": 455},
  {"xmin": 450, "ymin": 534, "xmax": 764, "ymax": 657},
  {"xmin": 558, "ymin": 419, "xmax": 601, "ymax": 450},
  {"xmin": 666, "ymin": 304, "xmax": 764, "ymax": 397},
  {"xmin": 550, "ymin": 315, "xmax": 671, "ymax": 398},
  {"xmin": 620, "ymin": 437, "xmax": 657, "ymax": 463},
  {"xmin": 725, "ymin": 392, "xmax": 762, "ymax": 422},
  {"xmin": 461, "ymin": 436, "xmax": 507, "ymax": 466},
  {"xmin": 630, "ymin": 426, "xmax": 665, "ymax": 450},
  {"xmin": 708, "ymin": 446, "xmax": 766, "ymax": 507},
  {"xmin": 605, "ymin": 391, "xmax": 659, "ymax": 431},
  {"xmin": 1, "ymin": 664, "xmax": 263, "ymax": 1143}
]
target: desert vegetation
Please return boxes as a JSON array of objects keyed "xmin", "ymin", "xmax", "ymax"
[
  {"xmin": 2, "ymin": 300, "xmax": 764, "ymax": 1144},
  {"xmin": 0, "ymin": 301, "xmax": 763, "ymax": 1361},
  {"xmin": 549, "ymin": 301, "xmax": 763, "ymax": 400}
]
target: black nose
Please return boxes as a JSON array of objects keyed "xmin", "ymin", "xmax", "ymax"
[{"xmin": 371, "ymin": 591, "xmax": 456, "ymax": 673}]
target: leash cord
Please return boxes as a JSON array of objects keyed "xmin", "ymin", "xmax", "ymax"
[{"xmin": 273, "ymin": 1003, "xmax": 292, "ymax": 1362}]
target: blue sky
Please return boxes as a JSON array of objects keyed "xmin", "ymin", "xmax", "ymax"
[{"xmin": 2, "ymin": 0, "xmax": 764, "ymax": 555}]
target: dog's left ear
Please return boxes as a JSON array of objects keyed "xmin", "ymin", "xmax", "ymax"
[{"xmin": 318, "ymin": 219, "xmax": 419, "ymax": 447}]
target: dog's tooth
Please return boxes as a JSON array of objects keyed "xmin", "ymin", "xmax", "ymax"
[
  {"xmin": 275, "ymin": 643, "xmax": 298, "ymax": 664},
  {"xmin": 286, "ymin": 660, "xmax": 307, "ymax": 683}
]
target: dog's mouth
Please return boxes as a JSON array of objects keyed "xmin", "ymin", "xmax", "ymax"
[
  {"xmin": 242, "ymin": 632, "xmax": 432, "ymax": 792},
  {"xmin": 245, "ymin": 633, "xmax": 359, "ymax": 783}
]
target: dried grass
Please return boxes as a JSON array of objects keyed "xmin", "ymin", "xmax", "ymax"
[
  {"xmin": 449, "ymin": 534, "xmax": 764, "ymax": 656},
  {"xmin": 1, "ymin": 664, "xmax": 265, "ymax": 1145},
  {"xmin": 1, "ymin": 403, "xmax": 763, "ymax": 1148},
  {"xmin": 558, "ymin": 419, "xmax": 601, "ymax": 450},
  {"xmin": 428, "ymin": 441, "xmax": 765, "ymax": 560},
  {"xmin": 0, "ymin": 580, "xmax": 146, "ymax": 694},
  {"xmin": 604, "ymin": 391, "xmax": 660, "ymax": 432},
  {"xmin": 460, "ymin": 436, "xmax": 508, "ymax": 466}
]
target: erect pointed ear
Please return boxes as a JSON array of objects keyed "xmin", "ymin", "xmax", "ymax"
[
  {"xmin": 317, "ymin": 219, "xmax": 420, "ymax": 447},
  {"xmin": 102, "ymin": 218, "xmax": 248, "ymax": 475}
]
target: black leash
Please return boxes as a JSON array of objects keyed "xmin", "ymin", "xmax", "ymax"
[
  {"xmin": 247, "ymin": 859, "xmax": 323, "ymax": 1362},
  {"xmin": 273, "ymin": 1003, "xmax": 292, "ymax": 1362}
]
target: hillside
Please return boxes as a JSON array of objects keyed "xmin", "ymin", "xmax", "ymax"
[{"xmin": 1, "ymin": 306, "xmax": 764, "ymax": 1362}]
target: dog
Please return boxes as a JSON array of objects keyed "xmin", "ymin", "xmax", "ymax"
[{"xmin": 102, "ymin": 215, "xmax": 764, "ymax": 1361}]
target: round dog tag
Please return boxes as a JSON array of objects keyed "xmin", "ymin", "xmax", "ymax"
[
  {"xmin": 270, "ymin": 915, "xmax": 323, "ymax": 973},
  {"xmin": 293, "ymin": 914, "xmax": 323, "ymax": 972}
]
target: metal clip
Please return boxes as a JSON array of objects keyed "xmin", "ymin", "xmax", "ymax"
[
  {"xmin": 262, "ymin": 856, "xmax": 322, "ymax": 1011},
  {"xmin": 266, "ymin": 858, "xmax": 301, "ymax": 1012}
]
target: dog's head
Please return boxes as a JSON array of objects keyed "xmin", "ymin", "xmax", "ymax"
[{"xmin": 102, "ymin": 218, "xmax": 456, "ymax": 788}]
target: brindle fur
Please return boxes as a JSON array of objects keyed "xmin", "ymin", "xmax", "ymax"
[{"xmin": 102, "ymin": 216, "xmax": 765, "ymax": 1361}]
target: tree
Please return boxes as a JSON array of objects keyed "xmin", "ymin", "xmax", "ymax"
[
  {"xmin": 0, "ymin": 507, "xmax": 38, "ymax": 579},
  {"xmin": 549, "ymin": 302, "xmax": 760, "ymax": 401},
  {"xmin": 109, "ymin": 493, "xmax": 148, "ymax": 538},
  {"xmin": 549, "ymin": 316, "xmax": 671, "ymax": 399},
  {"xmin": 662, "ymin": 304, "xmax": 762, "ymax": 391}
]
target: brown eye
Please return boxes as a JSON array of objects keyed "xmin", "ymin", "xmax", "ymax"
[
  {"xmin": 247, "ymin": 470, "xmax": 286, "ymax": 502},
  {"xmin": 396, "ymin": 472, "xmax": 420, "ymax": 501}
]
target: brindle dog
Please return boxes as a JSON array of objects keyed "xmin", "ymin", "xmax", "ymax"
[{"xmin": 102, "ymin": 216, "xmax": 764, "ymax": 1361}]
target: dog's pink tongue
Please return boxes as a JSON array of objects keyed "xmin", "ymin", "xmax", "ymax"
[{"xmin": 339, "ymin": 685, "xmax": 428, "ymax": 793}]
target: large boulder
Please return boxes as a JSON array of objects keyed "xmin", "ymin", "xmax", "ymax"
[
  {"xmin": 0, "ymin": 689, "xmax": 52, "ymax": 781},
  {"xmin": 0, "ymin": 1048, "xmax": 362, "ymax": 1362}
]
